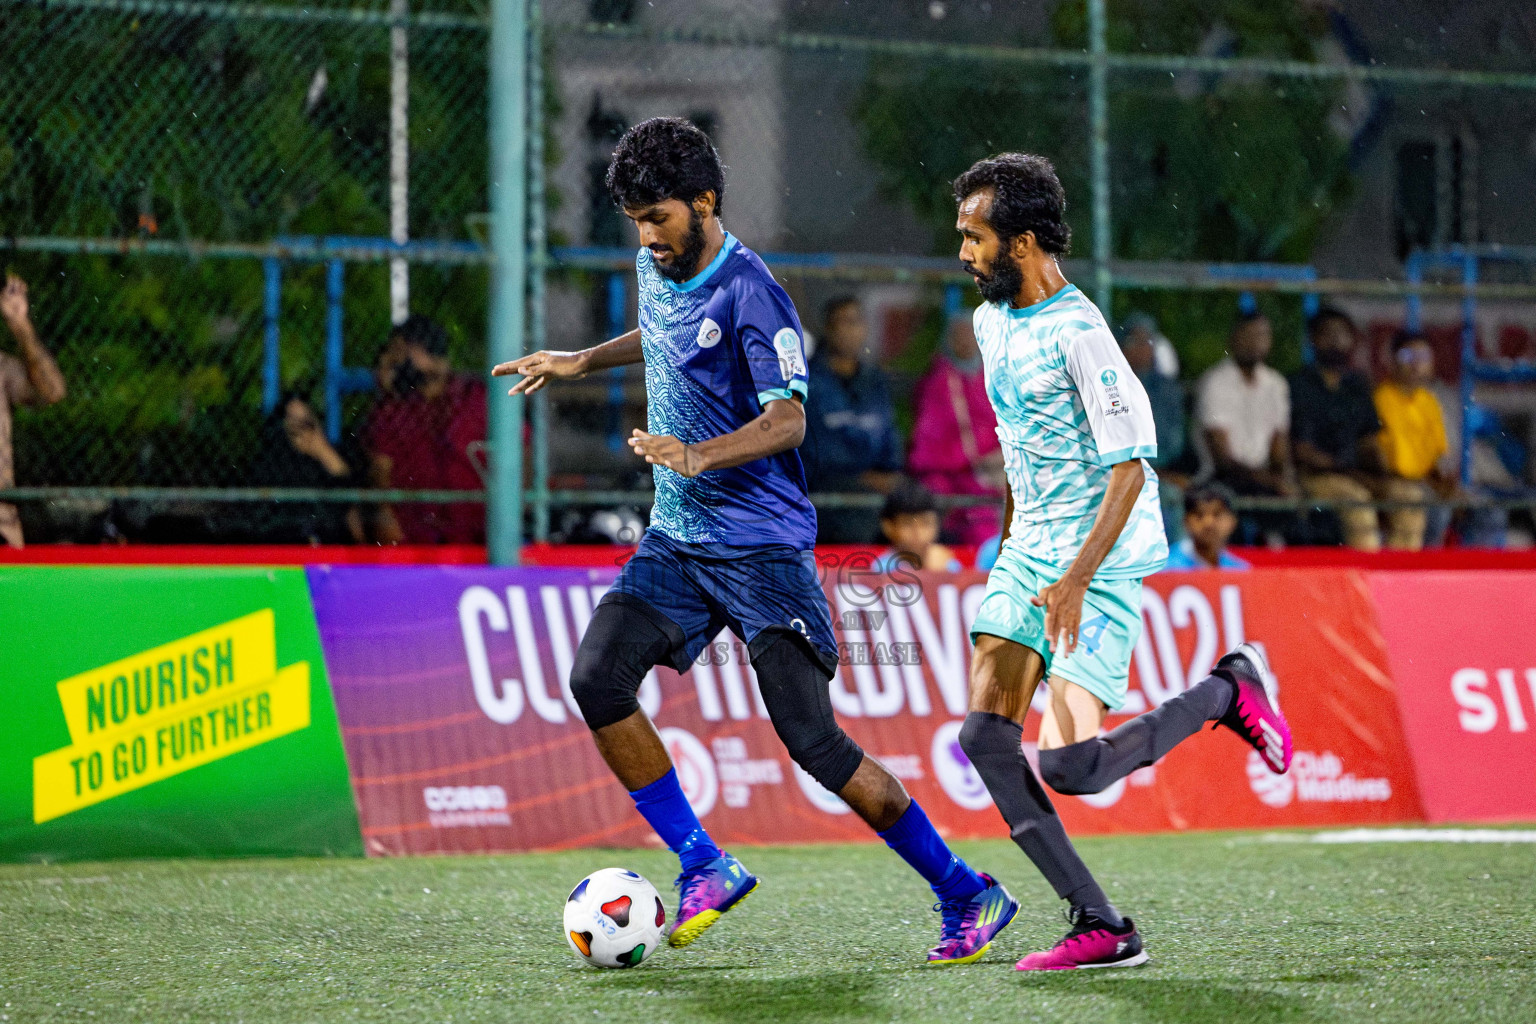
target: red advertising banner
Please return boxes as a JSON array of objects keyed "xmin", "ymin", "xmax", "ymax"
[
  {"xmin": 308, "ymin": 565, "xmax": 1423, "ymax": 857},
  {"xmin": 1368, "ymin": 571, "xmax": 1536, "ymax": 823}
]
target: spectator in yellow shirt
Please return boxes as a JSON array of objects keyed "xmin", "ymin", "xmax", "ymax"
[{"xmin": 1373, "ymin": 331, "xmax": 1454, "ymax": 549}]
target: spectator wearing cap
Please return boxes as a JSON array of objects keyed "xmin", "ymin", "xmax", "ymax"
[
  {"xmin": 873, "ymin": 481, "xmax": 961, "ymax": 573},
  {"xmin": 1162, "ymin": 483, "xmax": 1251, "ymax": 570},
  {"xmin": 0, "ymin": 274, "xmax": 66, "ymax": 548},
  {"xmin": 802, "ymin": 296, "xmax": 903, "ymax": 542},
  {"xmin": 363, "ymin": 315, "xmax": 487, "ymax": 544},
  {"xmin": 907, "ymin": 314, "xmax": 1003, "ymax": 545}
]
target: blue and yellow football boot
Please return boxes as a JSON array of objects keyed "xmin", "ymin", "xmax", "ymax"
[{"xmin": 667, "ymin": 851, "xmax": 760, "ymax": 948}]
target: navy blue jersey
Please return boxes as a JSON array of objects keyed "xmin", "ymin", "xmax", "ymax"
[{"xmin": 636, "ymin": 232, "xmax": 818, "ymax": 549}]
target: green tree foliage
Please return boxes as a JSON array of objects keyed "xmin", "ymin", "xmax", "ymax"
[
  {"xmin": 855, "ymin": 0, "xmax": 1354, "ymax": 374},
  {"xmin": 0, "ymin": 1, "xmax": 490, "ymax": 486}
]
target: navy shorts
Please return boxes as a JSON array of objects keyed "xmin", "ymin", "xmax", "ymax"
[{"xmin": 602, "ymin": 529, "xmax": 840, "ymax": 677}]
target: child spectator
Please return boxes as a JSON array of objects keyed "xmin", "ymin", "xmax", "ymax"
[
  {"xmin": 1162, "ymin": 483, "xmax": 1251, "ymax": 570},
  {"xmin": 873, "ymin": 481, "xmax": 961, "ymax": 573}
]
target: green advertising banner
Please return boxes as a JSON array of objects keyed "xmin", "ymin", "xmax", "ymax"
[{"xmin": 0, "ymin": 567, "xmax": 362, "ymax": 861}]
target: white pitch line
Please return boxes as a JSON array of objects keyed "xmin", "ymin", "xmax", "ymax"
[{"xmin": 1310, "ymin": 828, "xmax": 1536, "ymax": 844}]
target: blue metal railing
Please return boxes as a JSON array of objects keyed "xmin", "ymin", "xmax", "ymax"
[
  {"xmin": 1405, "ymin": 246, "xmax": 1536, "ymax": 485},
  {"xmin": 261, "ymin": 236, "xmax": 481, "ymax": 439}
]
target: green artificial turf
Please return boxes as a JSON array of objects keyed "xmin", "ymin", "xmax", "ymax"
[{"xmin": 1, "ymin": 831, "xmax": 1532, "ymax": 1024}]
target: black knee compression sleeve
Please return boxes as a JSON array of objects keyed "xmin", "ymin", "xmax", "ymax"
[
  {"xmin": 958, "ymin": 711, "xmax": 1114, "ymax": 916},
  {"xmin": 569, "ymin": 596, "xmax": 680, "ymax": 730},
  {"xmin": 750, "ymin": 629, "xmax": 864, "ymax": 794}
]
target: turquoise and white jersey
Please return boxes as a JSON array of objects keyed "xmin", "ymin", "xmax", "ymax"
[{"xmin": 974, "ymin": 284, "xmax": 1168, "ymax": 580}]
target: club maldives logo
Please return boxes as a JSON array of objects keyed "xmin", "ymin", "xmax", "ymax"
[
  {"xmin": 660, "ymin": 727, "xmax": 718, "ymax": 818},
  {"xmin": 1246, "ymin": 750, "xmax": 1392, "ymax": 809},
  {"xmin": 930, "ymin": 721, "xmax": 993, "ymax": 811},
  {"xmin": 32, "ymin": 610, "xmax": 312, "ymax": 824}
]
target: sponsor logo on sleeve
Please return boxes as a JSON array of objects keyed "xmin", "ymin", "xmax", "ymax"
[
  {"xmin": 1098, "ymin": 365, "xmax": 1129, "ymax": 417},
  {"xmin": 773, "ymin": 327, "xmax": 806, "ymax": 380},
  {"xmin": 697, "ymin": 317, "xmax": 723, "ymax": 348}
]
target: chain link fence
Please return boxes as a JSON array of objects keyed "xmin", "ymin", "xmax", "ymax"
[
  {"xmin": 1, "ymin": 0, "xmax": 491, "ymax": 541},
  {"xmin": 4, "ymin": 0, "xmax": 1536, "ymax": 547}
]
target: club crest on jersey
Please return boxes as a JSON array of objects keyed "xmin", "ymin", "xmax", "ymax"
[
  {"xmin": 773, "ymin": 328, "xmax": 806, "ymax": 380},
  {"xmin": 697, "ymin": 317, "xmax": 723, "ymax": 349}
]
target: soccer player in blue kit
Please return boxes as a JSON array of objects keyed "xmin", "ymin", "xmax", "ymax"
[
  {"xmin": 495, "ymin": 118, "xmax": 1017, "ymax": 962},
  {"xmin": 950, "ymin": 153, "xmax": 1294, "ymax": 971}
]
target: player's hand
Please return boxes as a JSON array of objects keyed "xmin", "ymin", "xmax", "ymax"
[
  {"xmin": 492, "ymin": 350, "xmax": 587, "ymax": 395},
  {"xmin": 628, "ymin": 430, "xmax": 704, "ymax": 477},
  {"xmin": 1032, "ymin": 573, "xmax": 1089, "ymax": 655},
  {"xmin": 1, "ymin": 274, "xmax": 29, "ymax": 327}
]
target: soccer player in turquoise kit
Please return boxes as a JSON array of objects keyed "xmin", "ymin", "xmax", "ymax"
[
  {"xmin": 496, "ymin": 118, "xmax": 1016, "ymax": 963},
  {"xmin": 949, "ymin": 153, "xmax": 1295, "ymax": 970}
]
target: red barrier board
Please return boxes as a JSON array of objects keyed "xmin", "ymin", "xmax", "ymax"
[
  {"xmin": 309, "ymin": 565, "xmax": 1423, "ymax": 855},
  {"xmin": 1039, "ymin": 568, "xmax": 1422, "ymax": 834},
  {"xmin": 1368, "ymin": 571, "xmax": 1536, "ymax": 823}
]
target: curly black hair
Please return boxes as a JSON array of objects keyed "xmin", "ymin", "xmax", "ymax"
[
  {"xmin": 952, "ymin": 153, "xmax": 1071, "ymax": 256},
  {"xmin": 605, "ymin": 117, "xmax": 726, "ymax": 216}
]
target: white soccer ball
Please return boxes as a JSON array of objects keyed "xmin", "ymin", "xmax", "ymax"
[{"xmin": 562, "ymin": 868, "xmax": 666, "ymax": 968}]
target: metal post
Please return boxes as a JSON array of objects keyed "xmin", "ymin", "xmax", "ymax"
[
  {"xmin": 389, "ymin": 0, "xmax": 411, "ymax": 324},
  {"xmin": 325, "ymin": 258, "xmax": 345, "ymax": 443},
  {"xmin": 262, "ymin": 258, "xmax": 282, "ymax": 413},
  {"xmin": 1087, "ymin": 0, "xmax": 1112, "ymax": 315},
  {"xmin": 606, "ymin": 273, "xmax": 628, "ymax": 453},
  {"xmin": 528, "ymin": 0, "xmax": 550, "ymax": 543},
  {"xmin": 488, "ymin": 0, "xmax": 528, "ymax": 565},
  {"xmin": 1459, "ymin": 252, "xmax": 1477, "ymax": 486}
]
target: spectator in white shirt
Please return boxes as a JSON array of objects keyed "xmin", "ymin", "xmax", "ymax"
[{"xmin": 1196, "ymin": 312, "xmax": 1296, "ymax": 501}]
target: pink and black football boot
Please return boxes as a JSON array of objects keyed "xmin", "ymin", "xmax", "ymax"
[
  {"xmin": 1016, "ymin": 909, "xmax": 1147, "ymax": 971},
  {"xmin": 1213, "ymin": 642, "xmax": 1293, "ymax": 774}
]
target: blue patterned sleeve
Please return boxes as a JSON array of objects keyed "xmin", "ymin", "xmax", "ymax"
[{"xmin": 732, "ymin": 279, "xmax": 810, "ymax": 409}]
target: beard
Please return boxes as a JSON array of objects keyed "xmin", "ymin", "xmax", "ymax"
[
  {"xmin": 653, "ymin": 210, "xmax": 708, "ymax": 283},
  {"xmin": 1315, "ymin": 346, "xmax": 1352, "ymax": 370},
  {"xmin": 966, "ymin": 246, "xmax": 1025, "ymax": 305}
]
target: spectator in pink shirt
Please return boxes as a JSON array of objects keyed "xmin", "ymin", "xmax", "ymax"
[{"xmin": 907, "ymin": 313, "xmax": 1003, "ymax": 544}]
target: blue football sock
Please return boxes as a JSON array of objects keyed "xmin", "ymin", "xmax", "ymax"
[
  {"xmin": 877, "ymin": 800, "xmax": 985, "ymax": 902},
  {"xmin": 629, "ymin": 768, "xmax": 721, "ymax": 871}
]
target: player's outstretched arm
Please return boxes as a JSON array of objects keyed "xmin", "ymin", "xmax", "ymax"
[
  {"xmin": 627, "ymin": 398, "xmax": 805, "ymax": 478},
  {"xmin": 492, "ymin": 328, "xmax": 643, "ymax": 395},
  {"xmin": 1031, "ymin": 459, "xmax": 1145, "ymax": 654}
]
